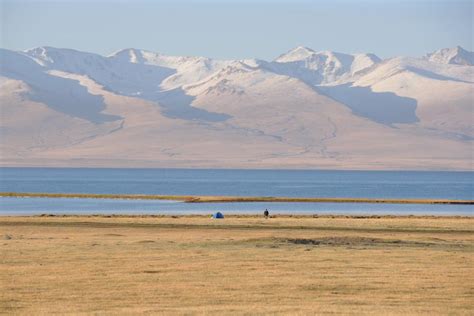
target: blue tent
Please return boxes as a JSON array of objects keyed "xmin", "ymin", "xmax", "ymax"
[{"xmin": 212, "ymin": 212, "xmax": 224, "ymax": 219}]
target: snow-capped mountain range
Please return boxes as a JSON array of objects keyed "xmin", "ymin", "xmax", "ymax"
[{"xmin": 0, "ymin": 45, "xmax": 472, "ymax": 169}]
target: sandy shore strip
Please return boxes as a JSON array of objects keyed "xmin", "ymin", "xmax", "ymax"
[
  {"xmin": 1, "ymin": 215, "xmax": 473, "ymax": 314},
  {"xmin": 1, "ymin": 192, "xmax": 473, "ymax": 204}
]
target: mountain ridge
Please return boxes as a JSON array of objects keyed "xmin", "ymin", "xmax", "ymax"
[{"xmin": 0, "ymin": 45, "xmax": 472, "ymax": 170}]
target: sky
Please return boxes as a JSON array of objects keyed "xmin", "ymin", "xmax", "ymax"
[{"xmin": 1, "ymin": 0, "xmax": 472, "ymax": 60}]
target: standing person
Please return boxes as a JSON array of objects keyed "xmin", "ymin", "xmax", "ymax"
[{"xmin": 264, "ymin": 209, "xmax": 269, "ymax": 219}]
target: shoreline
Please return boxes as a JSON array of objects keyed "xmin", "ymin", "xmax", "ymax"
[
  {"xmin": 1, "ymin": 214, "xmax": 473, "ymax": 219},
  {"xmin": 1, "ymin": 192, "xmax": 472, "ymax": 205}
]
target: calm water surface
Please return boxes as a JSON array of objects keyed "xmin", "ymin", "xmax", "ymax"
[
  {"xmin": 0, "ymin": 168, "xmax": 472, "ymax": 215},
  {"xmin": 0, "ymin": 197, "xmax": 472, "ymax": 216},
  {"xmin": 1, "ymin": 168, "xmax": 473, "ymax": 199}
]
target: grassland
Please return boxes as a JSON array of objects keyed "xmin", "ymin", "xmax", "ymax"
[
  {"xmin": 1, "ymin": 215, "xmax": 473, "ymax": 314},
  {"xmin": 1, "ymin": 192, "xmax": 472, "ymax": 204}
]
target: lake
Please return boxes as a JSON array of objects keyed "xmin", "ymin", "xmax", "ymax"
[{"xmin": 0, "ymin": 168, "xmax": 472, "ymax": 215}]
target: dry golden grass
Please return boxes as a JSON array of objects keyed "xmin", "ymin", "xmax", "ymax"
[{"xmin": 1, "ymin": 215, "xmax": 473, "ymax": 315}]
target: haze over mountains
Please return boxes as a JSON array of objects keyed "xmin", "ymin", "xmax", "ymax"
[{"xmin": 0, "ymin": 45, "xmax": 472, "ymax": 170}]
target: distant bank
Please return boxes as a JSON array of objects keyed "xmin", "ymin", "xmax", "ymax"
[{"xmin": 1, "ymin": 192, "xmax": 472, "ymax": 205}]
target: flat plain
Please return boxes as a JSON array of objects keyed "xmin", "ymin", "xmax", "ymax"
[{"xmin": 1, "ymin": 215, "xmax": 473, "ymax": 314}]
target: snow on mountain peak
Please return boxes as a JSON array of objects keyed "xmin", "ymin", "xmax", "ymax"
[
  {"xmin": 275, "ymin": 46, "xmax": 316, "ymax": 62},
  {"xmin": 23, "ymin": 46, "xmax": 111, "ymax": 73},
  {"xmin": 197, "ymin": 61, "xmax": 259, "ymax": 84},
  {"xmin": 109, "ymin": 48, "xmax": 148, "ymax": 64},
  {"xmin": 424, "ymin": 46, "xmax": 474, "ymax": 66},
  {"xmin": 23, "ymin": 46, "xmax": 55, "ymax": 65},
  {"xmin": 350, "ymin": 53, "xmax": 382, "ymax": 75},
  {"xmin": 2, "ymin": 45, "xmax": 473, "ymax": 170},
  {"xmin": 271, "ymin": 48, "xmax": 381, "ymax": 85},
  {"xmin": 25, "ymin": 46, "xmax": 92, "ymax": 66}
]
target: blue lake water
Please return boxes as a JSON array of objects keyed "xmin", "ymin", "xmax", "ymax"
[
  {"xmin": 1, "ymin": 197, "xmax": 472, "ymax": 216},
  {"xmin": 0, "ymin": 168, "xmax": 472, "ymax": 216}
]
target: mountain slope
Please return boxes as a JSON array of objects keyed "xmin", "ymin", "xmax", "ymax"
[
  {"xmin": 109, "ymin": 48, "xmax": 233, "ymax": 90},
  {"xmin": 0, "ymin": 46, "xmax": 472, "ymax": 170},
  {"xmin": 347, "ymin": 57, "xmax": 474, "ymax": 138},
  {"xmin": 271, "ymin": 46, "xmax": 381, "ymax": 85},
  {"xmin": 0, "ymin": 49, "xmax": 121, "ymax": 123},
  {"xmin": 424, "ymin": 46, "xmax": 474, "ymax": 66}
]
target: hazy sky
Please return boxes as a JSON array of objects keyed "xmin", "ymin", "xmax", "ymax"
[{"xmin": 1, "ymin": 0, "xmax": 472, "ymax": 60}]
